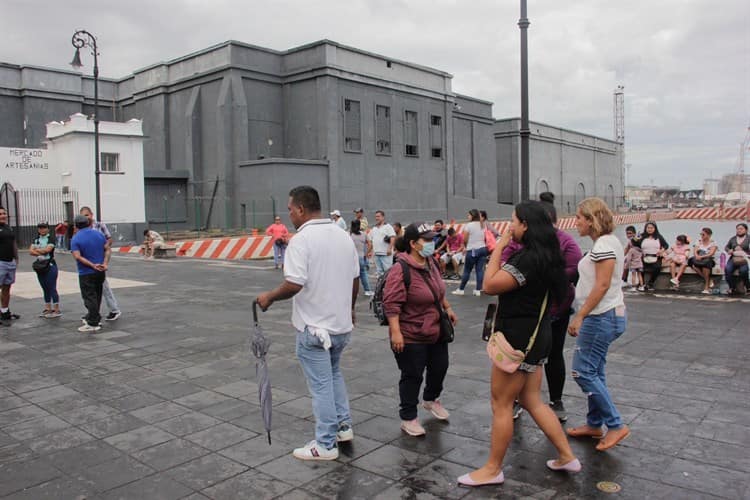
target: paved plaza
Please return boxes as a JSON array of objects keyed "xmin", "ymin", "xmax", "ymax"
[{"xmin": 0, "ymin": 253, "xmax": 748, "ymax": 499}]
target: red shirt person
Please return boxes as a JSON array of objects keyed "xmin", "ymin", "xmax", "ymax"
[{"xmin": 266, "ymin": 217, "xmax": 290, "ymax": 269}]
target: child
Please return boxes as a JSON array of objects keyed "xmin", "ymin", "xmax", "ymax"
[
  {"xmin": 669, "ymin": 234, "xmax": 690, "ymax": 287},
  {"xmin": 440, "ymin": 227, "xmax": 464, "ymax": 279},
  {"xmin": 625, "ymin": 242, "xmax": 644, "ymax": 290},
  {"xmin": 622, "ymin": 226, "xmax": 637, "ymax": 285}
]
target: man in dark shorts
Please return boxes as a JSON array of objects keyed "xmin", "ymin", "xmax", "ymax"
[{"xmin": 0, "ymin": 207, "xmax": 20, "ymax": 324}]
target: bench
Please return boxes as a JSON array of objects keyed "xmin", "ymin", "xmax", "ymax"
[
  {"xmin": 650, "ymin": 263, "xmax": 746, "ymax": 293},
  {"xmin": 153, "ymin": 245, "xmax": 177, "ymax": 259}
]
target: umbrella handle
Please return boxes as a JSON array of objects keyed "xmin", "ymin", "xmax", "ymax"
[{"xmin": 253, "ymin": 300, "xmax": 259, "ymax": 324}]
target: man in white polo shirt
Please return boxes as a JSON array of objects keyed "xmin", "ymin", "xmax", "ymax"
[
  {"xmin": 257, "ymin": 186, "xmax": 360, "ymax": 461},
  {"xmin": 367, "ymin": 210, "xmax": 396, "ymax": 277}
]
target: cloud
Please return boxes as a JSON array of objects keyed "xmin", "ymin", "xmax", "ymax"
[{"xmin": 1, "ymin": 0, "xmax": 747, "ymax": 189}]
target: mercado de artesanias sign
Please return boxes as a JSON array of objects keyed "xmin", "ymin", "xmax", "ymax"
[{"xmin": 0, "ymin": 147, "xmax": 59, "ymax": 189}]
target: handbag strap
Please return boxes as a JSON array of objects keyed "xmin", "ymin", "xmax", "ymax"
[
  {"xmin": 523, "ymin": 292, "xmax": 549, "ymax": 355},
  {"xmin": 417, "ymin": 258, "xmax": 445, "ymax": 314}
]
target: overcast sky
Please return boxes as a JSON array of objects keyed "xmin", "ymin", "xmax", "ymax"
[{"xmin": 3, "ymin": 0, "xmax": 748, "ymax": 189}]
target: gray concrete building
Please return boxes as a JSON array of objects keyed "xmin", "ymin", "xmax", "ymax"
[{"xmin": 0, "ymin": 39, "xmax": 622, "ymax": 232}]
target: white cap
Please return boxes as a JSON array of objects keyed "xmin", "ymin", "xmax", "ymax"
[{"xmin": 330, "ymin": 210, "xmax": 341, "ymax": 217}]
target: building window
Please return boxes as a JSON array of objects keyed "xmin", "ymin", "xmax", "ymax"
[
  {"xmin": 100, "ymin": 153, "xmax": 119, "ymax": 172},
  {"xmin": 344, "ymin": 99, "xmax": 362, "ymax": 152},
  {"xmin": 404, "ymin": 110, "xmax": 418, "ymax": 157},
  {"xmin": 430, "ymin": 115, "xmax": 443, "ymax": 159},
  {"xmin": 375, "ymin": 105, "xmax": 391, "ymax": 155}
]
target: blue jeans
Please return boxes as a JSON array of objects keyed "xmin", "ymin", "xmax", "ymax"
[
  {"xmin": 56, "ymin": 235, "xmax": 65, "ymax": 250},
  {"xmin": 459, "ymin": 247, "xmax": 487, "ymax": 291},
  {"xmin": 296, "ymin": 329, "xmax": 352, "ymax": 449},
  {"xmin": 374, "ymin": 254, "xmax": 393, "ymax": 277},
  {"xmin": 572, "ymin": 308, "xmax": 627, "ymax": 429},
  {"xmin": 37, "ymin": 264, "xmax": 60, "ymax": 305},
  {"xmin": 725, "ymin": 258, "xmax": 749, "ymax": 291},
  {"xmin": 273, "ymin": 243, "xmax": 286, "ymax": 267},
  {"xmin": 358, "ymin": 256, "xmax": 371, "ymax": 292}
]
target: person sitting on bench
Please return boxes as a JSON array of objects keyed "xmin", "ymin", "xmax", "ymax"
[{"xmin": 143, "ymin": 229, "xmax": 166, "ymax": 259}]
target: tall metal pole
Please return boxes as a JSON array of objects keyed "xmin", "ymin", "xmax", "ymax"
[
  {"xmin": 71, "ymin": 30, "xmax": 101, "ymax": 222},
  {"xmin": 519, "ymin": 1, "xmax": 531, "ymax": 201}
]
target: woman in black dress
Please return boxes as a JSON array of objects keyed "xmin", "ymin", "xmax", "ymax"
[{"xmin": 458, "ymin": 201, "xmax": 580, "ymax": 487}]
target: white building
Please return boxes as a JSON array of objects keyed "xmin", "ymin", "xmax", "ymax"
[{"xmin": 0, "ymin": 113, "xmax": 146, "ymax": 244}]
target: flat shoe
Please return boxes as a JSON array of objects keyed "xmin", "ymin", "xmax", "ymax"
[
  {"xmin": 546, "ymin": 458, "xmax": 582, "ymax": 472},
  {"xmin": 566, "ymin": 425, "xmax": 604, "ymax": 439},
  {"xmin": 596, "ymin": 426, "xmax": 631, "ymax": 451},
  {"xmin": 457, "ymin": 471, "xmax": 505, "ymax": 487}
]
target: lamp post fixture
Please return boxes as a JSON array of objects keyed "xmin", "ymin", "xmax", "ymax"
[
  {"xmin": 518, "ymin": 0, "xmax": 531, "ymax": 202},
  {"xmin": 70, "ymin": 29, "xmax": 101, "ymax": 222}
]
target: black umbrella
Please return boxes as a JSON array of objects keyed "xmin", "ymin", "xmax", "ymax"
[{"xmin": 251, "ymin": 300, "xmax": 272, "ymax": 444}]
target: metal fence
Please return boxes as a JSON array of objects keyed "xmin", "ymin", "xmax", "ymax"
[{"xmin": 0, "ymin": 184, "xmax": 79, "ymax": 246}]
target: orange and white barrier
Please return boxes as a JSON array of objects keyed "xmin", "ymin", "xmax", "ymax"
[
  {"xmin": 677, "ymin": 207, "xmax": 746, "ymax": 220},
  {"xmin": 116, "ymin": 235, "xmax": 275, "ymax": 260},
  {"xmin": 449, "ymin": 212, "xmax": 677, "ymax": 234}
]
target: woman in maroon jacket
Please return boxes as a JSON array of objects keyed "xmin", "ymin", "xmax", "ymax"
[{"xmin": 383, "ymin": 222, "xmax": 458, "ymax": 437}]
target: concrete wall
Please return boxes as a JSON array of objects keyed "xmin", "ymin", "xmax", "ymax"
[{"xmin": 494, "ymin": 118, "xmax": 622, "ymax": 215}]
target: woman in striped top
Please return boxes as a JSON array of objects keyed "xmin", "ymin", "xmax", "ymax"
[{"xmin": 566, "ymin": 197, "xmax": 630, "ymax": 452}]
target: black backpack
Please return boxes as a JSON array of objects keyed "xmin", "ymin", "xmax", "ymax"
[{"xmin": 370, "ymin": 260, "xmax": 411, "ymax": 326}]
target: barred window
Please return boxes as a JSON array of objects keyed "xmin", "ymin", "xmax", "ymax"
[
  {"xmin": 344, "ymin": 99, "xmax": 361, "ymax": 152},
  {"xmin": 100, "ymin": 153, "xmax": 119, "ymax": 172},
  {"xmin": 375, "ymin": 105, "xmax": 391, "ymax": 155},
  {"xmin": 430, "ymin": 115, "xmax": 442, "ymax": 158},
  {"xmin": 404, "ymin": 110, "xmax": 418, "ymax": 157}
]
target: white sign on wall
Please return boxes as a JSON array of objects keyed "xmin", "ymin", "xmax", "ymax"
[{"xmin": 0, "ymin": 147, "xmax": 59, "ymax": 190}]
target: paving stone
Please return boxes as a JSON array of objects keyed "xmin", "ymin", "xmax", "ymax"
[
  {"xmin": 0, "ymin": 476, "xmax": 94, "ymax": 500},
  {"xmin": 350, "ymin": 444, "xmax": 435, "ymax": 481},
  {"xmin": 213, "ymin": 380, "xmax": 256, "ymax": 398},
  {"xmin": 97, "ymin": 473, "xmax": 195, "ymax": 500},
  {"xmin": 303, "ymin": 466, "xmax": 395, "ymax": 499},
  {"xmin": 173, "ymin": 390, "xmax": 233, "ymax": 410},
  {"xmin": 335, "ymin": 435, "xmax": 384, "ymax": 464},
  {"xmin": 370, "ymin": 483, "xmax": 443, "ymax": 499},
  {"xmin": 3, "ymin": 414, "xmax": 70, "ymax": 441},
  {"xmin": 154, "ymin": 411, "xmax": 222, "ymax": 436},
  {"xmin": 185, "ymin": 422, "xmax": 257, "ymax": 451},
  {"xmin": 78, "ymin": 455, "xmax": 155, "ymax": 493},
  {"xmin": 107, "ymin": 392, "xmax": 165, "ymax": 412},
  {"xmin": 201, "ymin": 469, "xmax": 296, "ymax": 500},
  {"xmin": 166, "ymin": 453, "xmax": 248, "ymax": 490},
  {"xmin": 145, "ymin": 381, "xmax": 204, "ymax": 400},
  {"xmin": 104, "ymin": 424, "xmax": 175, "ymax": 452},
  {"xmin": 196, "ymin": 399, "xmax": 257, "ymax": 421},
  {"xmin": 661, "ymin": 458, "xmax": 750, "ymax": 499},
  {"xmin": 79, "ymin": 413, "xmax": 148, "ymax": 439},
  {"xmin": 132, "ymin": 438, "xmax": 209, "ymax": 471},
  {"xmin": 0, "ymin": 405, "xmax": 51, "ymax": 427},
  {"xmin": 0, "ymin": 457, "xmax": 61, "ymax": 497},
  {"xmin": 130, "ymin": 401, "xmax": 191, "ymax": 423},
  {"xmin": 218, "ymin": 434, "xmax": 293, "ymax": 467},
  {"xmin": 0, "ymin": 396, "xmax": 29, "ymax": 412},
  {"xmin": 48, "ymin": 440, "xmax": 124, "ymax": 474},
  {"xmin": 255, "ymin": 453, "xmax": 343, "ymax": 487},
  {"xmin": 26, "ymin": 426, "xmax": 95, "ymax": 454},
  {"xmin": 58, "ymin": 403, "xmax": 120, "ymax": 425},
  {"xmin": 0, "ymin": 442, "xmax": 35, "ymax": 465}
]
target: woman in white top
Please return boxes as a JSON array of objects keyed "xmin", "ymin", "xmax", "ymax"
[
  {"xmin": 452, "ymin": 209, "xmax": 487, "ymax": 296},
  {"xmin": 566, "ymin": 197, "xmax": 630, "ymax": 452},
  {"xmin": 688, "ymin": 227, "xmax": 718, "ymax": 294},
  {"xmin": 634, "ymin": 222, "xmax": 669, "ymax": 291}
]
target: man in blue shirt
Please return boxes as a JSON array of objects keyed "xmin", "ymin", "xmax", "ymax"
[{"xmin": 70, "ymin": 215, "xmax": 109, "ymax": 332}]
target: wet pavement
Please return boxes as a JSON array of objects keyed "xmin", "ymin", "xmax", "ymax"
[{"xmin": 0, "ymin": 253, "xmax": 748, "ymax": 499}]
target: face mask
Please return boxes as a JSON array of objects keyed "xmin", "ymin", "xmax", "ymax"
[{"xmin": 419, "ymin": 241, "xmax": 435, "ymax": 257}]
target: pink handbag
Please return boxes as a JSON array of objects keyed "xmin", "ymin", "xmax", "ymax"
[{"xmin": 487, "ymin": 293, "xmax": 548, "ymax": 373}]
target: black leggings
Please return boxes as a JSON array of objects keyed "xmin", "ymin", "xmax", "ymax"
[
  {"xmin": 642, "ymin": 259, "xmax": 662, "ymax": 287},
  {"xmin": 393, "ymin": 342, "xmax": 449, "ymax": 420},
  {"xmin": 545, "ymin": 314, "xmax": 570, "ymax": 402}
]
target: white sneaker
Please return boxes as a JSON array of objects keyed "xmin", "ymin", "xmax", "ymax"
[
  {"xmin": 473, "ymin": 290, "xmax": 481, "ymax": 296},
  {"xmin": 78, "ymin": 323, "xmax": 102, "ymax": 333},
  {"xmin": 292, "ymin": 440, "xmax": 338, "ymax": 461},
  {"xmin": 451, "ymin": 289, "xmax": 465, "ymax": 296},
  {"xmin": 364, "ymin": 291, "xmax": 374, "ymax": 297},
  {"xmin": 336, "ymin": 423, "xmax": 354, "ymax": 442},
  {"xmin": 669, "ymin": 278, "xmax": 679, "ymax": 286}
]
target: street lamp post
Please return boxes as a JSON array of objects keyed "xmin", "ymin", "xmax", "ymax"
[
  {"xmin": 70, "ymin": 29, "xmax": 101, "ymax": 222},
  {"xmin": 518, "ymin": 0, "xmax": 531, "ymax": 202}
]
